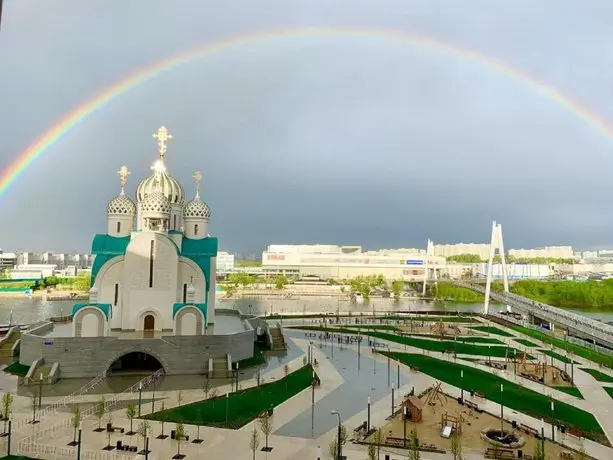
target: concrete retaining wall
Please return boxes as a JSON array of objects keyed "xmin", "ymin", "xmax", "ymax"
[{"xmin": 19, "ymin": 329, "xmax": 255, "ymax": 379}]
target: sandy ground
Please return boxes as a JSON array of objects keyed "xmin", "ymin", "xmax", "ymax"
[
  {"xmin": 476, "ymin": 360, "xmax": 575, "ymax": 389},
  {"xmin": 365, "ymin": 390, "xmax": 572, "ymax": 459}
]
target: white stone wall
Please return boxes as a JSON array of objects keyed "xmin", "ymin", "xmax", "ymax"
[
  {"xmin": 177, "ymin": 258, "xmax": 205, "ymax": 303},
  {"xmin": 183, "ymin": 217, "xmax": 208, "ymax": 239},
  {"xmin": 122, "ymin": 233, "xmax": 179, "ymax": 331},
  {"xmin": 106, "ymin": 216, "xmax": 134, "ymax": 237},
  {"xmin": 208, "ymin": 256, "xmax": 216, "ymax": 324}
]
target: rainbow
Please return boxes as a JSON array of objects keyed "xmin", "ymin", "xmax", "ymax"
[{"xmin": 2, "ymin": 26, "xmax": 612, "ymax": 199}]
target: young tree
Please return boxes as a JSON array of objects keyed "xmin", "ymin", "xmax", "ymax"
[
  {"xmin": 283, "ymin": 364, "xmax": 290, "ymax": 389},
  {"xmin": 407, "ymin": 428, "xmax": 420, "ymax": 460},
  {"xmin": 1, "ymin": 393, "xmax": 13, "ymax": 433},
  {"xmin": 577, "ymin": 440, "xmax": 589, "ymax": 460},
  {"xmin": 157, "ymin": 402, "xmax": 168, "ymax": 439},
  {"xmin": 259, "ymin": 412, "xmax": 273, "ymax": 451},
  {"xmin": 373, "ymin": 428, "xmax": 382, "ymax": 460},
  {"xmin": 177, "ymin": 390, "xmax": 184, "ymax": 406},
  {"xmin": 30, "ymin": 391, "xmax": 38, "ymax": 424},
  {"xmin": 340, "ymin": 425, "xmax": 348, "ymax": 445},
  {"xmin": 532, "ymin": 440, "xmax": 545, "ymax": 460},
  {"xmin": 203, "ymin": 377, "xmax": 211, "ymax": 400},
  {"xmin": 193, "ymin": 408, "xmax": 203, "ymax": 443},
  {"xmin": 137, "ymin": 420, "xmax": 151, "ymax": 452},
  {"xmin": 209, "ymin": 389, "xmax": 219, "ymax": 408},
  {"xmin": 105, "ymin": 412, "xmax": 113, "ymax": 449},
  {"xmin": 94, "ymin": 397, "xmax": 106, "ymax": 432},
  {"xmin": 256, "ymin": 366, "xmax": 262, "ymax": 387},
  {"xmin": 450, "ymin": 431, "xmax": 463, "ymax": 460},
  {"xmin": 126, "ymin": 404, "xmax": 137, "ymax": 435},
  {"xmin": 367, "ymin": 443, "xmax": 377, "ymax": 460},
  {"xmin": 71, "ymin": 405, "xmax": 82, "ymax": 445},
  {"xmin": 249, "ymin": 426, "xmax": 260, "ymax": 460},
  {"xmin": 175, "ymin": 422, "xmax": 185, "ymax": 458},
  {"xmin": 329, "ymin": 438, "xmax": 339, "ymax": 460}
]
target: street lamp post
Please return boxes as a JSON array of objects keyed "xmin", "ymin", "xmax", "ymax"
[
  {"xmin": 76, "ymin": 421, "xmax": 83, "ymax": 460},
  {"xmin": 391, "ymin": 383, "xmax": 395, "ymax": 417},
  {"xmin": 460, "ymin": 370, "xmax": 464, "ymax": 402},
  {"xmin": 367, "ymin": 397, "xmax": 371, "ymax": 433},
  {"xmin": 397, "ymin": 362, "xmax": 400, "ymax": 389},
  {"xmin": 138, "ymin": 382, "xmax": 143, "ymax": 417},
  {"xmin": 225, "ymin": 393, "xmax": 229, "ymax": 428},
  {"xmin": 540, "ymin": 419, "xmax": 546, "ymax": 458},
  {"xmin": 152, "ymin": 379, "xmax": 156, "ymax": 414},
  {"xmin": 38, "ymin": 373, "xmax": 43, "ymax": 410},
  {"xmin": 500, "ymin": 384, "xmax": 504, "ymax": 434},
  {"xmin": 6, "ymin": 419, "xmax": 11, "ymax": 456},
  {"xmin": 387, "ymin": 356, "xmax": 390, "ymax": 387},
  {"xmin": 331, "ymin": 411, "xmax": 342, "ymax": 460},
  {"xmin": 551, "ymin": 400, "xmax": 555, "ymax": 441}
]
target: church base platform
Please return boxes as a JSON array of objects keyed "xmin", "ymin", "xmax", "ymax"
[{"xmin": 18, "ymin": 324, "xmax": 255, "ymax": 379}]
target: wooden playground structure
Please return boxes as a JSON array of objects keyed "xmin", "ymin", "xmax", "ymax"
[{"xmin": 440, "ymin": 412, "xmax": 463, "ymax": 434}]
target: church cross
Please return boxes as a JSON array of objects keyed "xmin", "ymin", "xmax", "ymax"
[
  {"xmin": 117, "ymin": 166, "xmax": 130, "ymax": 193},
  {"xmin": 152, "ymin": 126, "xmax": 173, "ymax": 160},
  {"xmin": 193, "ymin": 171, "xmax": 203, "ymax": 193}
]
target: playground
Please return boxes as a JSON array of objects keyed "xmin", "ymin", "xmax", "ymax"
[{"xmin": 367, "ymin": 385, "xmax": 568, "ymax": 459}]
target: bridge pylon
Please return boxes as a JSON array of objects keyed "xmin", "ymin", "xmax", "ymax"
[
  {"xmin": 422, "ymin": 239, "xmax": 435, "ymax": 296},
  {"xmin": 483, "ymin": 221, "xmax": 510, "ymax": 314}
]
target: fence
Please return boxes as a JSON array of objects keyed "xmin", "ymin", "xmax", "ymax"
[
  {"xmin": 13, "ymin": 368, "xmax": 109, "ymax": 432},
  {"xmin": 16, "ymin": 441, "xmax": 135, "ymax": 460},
  {"xmin": 17, "ymin": 368, "xmax": 164, "ymax": 450}
]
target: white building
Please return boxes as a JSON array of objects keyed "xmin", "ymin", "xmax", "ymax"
[
  {"xmin": 262, "ymin": 244, "xmax": 446, "ymax": 280},
  {"xmin": 11, "ymin": 264, "xmax": 56, "ymax": 279},
  {"xmin": 508, "ymin": 246, "xmax": 574, "ymax": 260},
  {"xmin": 216, "ymin": 252, "xmax": 235, "ymax": 272},
  {"xmin": 72, "ymin": 127, "xmax": 218, "ymax": 338},
  {"xmin": 433, "ymin": 243, "xmax": 491, "ymax": 260}
]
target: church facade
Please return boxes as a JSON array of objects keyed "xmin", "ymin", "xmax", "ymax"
[{"xmin": 72, "ymin": 126, "xmax": 217, "ymax": 338}]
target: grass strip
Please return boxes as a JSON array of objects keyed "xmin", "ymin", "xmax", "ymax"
[
  {"xmin": 341, "ymin": 325, "xmax": 503, "ymax": 344},
  {"xmin": 144, "ymin": 364, "xmax": 316, "ymax": 429},
  {"xmin": 604, "ymin": 387, "xmax": 613, "ymax": 400},
  {"xmin": 384, "ymin": 352, "xmax": 605, "ymax": 443},
  {"xmin": 540, "ymin": 349, "xmax": 579, "ymax": 364},
  {"xmin": 552, "ymin": 386, "xmax": 584, "ymax": 399},
  {"xmin": 506, "ymin": 325, "xmax": 613, "ymax": 368},
  {"xmin": 580, "ymin": 368, "xmax": 613, "ymax": 383},
  {"xmin": 3, "ymin": 362, "xmax": 30, "ymax": 377},
  {"xmin": 293, "ymin": 326, "xmax": 523, "ymax": 358},
  {"xmin": 470, "ymin": 325, "xmax": 514, "ymax": 337},
  {"xmin": 235, "ymin": 343, "xmax": 267, "ymax": 368},
  {"xmin": 514, "ymin": 338, "xmax": 539, "ymax": 347}
]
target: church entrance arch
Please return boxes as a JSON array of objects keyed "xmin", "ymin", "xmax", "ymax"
[
  {"xmin": 108, "ymin": 351, "xmax": 163, "ymax": 374},
  {"xmin": 144, "ymin": 314, "xmax": 155, "ymax": 330}
]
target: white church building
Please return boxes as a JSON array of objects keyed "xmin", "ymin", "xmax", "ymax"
[{"xmin": 71, "ymin": 126, "xmax": 217, "ymax": 338}]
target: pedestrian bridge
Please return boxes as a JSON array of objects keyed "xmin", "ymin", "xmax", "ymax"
[{"xmin": 452, "ymin": 280, "xmax": 613, "ymax": 349}]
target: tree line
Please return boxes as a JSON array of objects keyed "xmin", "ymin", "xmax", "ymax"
[
  {"xmin": 447, "ymin": 253, "xmax": 574, "ymax": 264},
  {"xmin": 493, "ymin": 279, "xmax": 613, "ymax": 309}
]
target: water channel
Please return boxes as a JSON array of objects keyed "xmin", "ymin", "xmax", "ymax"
[{"xmin": 1, "ymin": 296, "xmax": 612, "ymax": 325}]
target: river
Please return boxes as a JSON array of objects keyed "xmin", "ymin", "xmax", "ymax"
[{"xmin": 1, "ymin": 295, "xmax": 612, "ymax": 325}]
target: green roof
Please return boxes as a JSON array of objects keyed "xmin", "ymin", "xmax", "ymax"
[
  {"xmin": 172, "ymin": 303, "xmax": 207, "ymax": 320},
  {"xmin": 72, "ymin": 303, "xmax": 112, "ymax": 320},
  {"xmin": 181, "ymin": 237, "xmax": 218, "ymax": 256},
  {"xmin": 91, "ymin": 234, "xmax": 130, "ymax": 255}
]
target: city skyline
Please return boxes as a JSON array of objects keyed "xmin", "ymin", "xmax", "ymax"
[{"xmin": 2, "ymin": 0, "xmax": 613, "ymax": 253}]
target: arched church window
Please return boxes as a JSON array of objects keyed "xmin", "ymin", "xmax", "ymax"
[
  {"xmin": 173, "ymin": 214, "xmax": 177, "ymax": 230},
  {"xmin": 116, "ymin": 221, "xmax": 121, "ymax": 233},
  {"xmin": 194, "ymin": 224, "xmax": 199, "ymax": 236}
]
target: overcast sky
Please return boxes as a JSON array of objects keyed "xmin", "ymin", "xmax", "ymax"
[{"xmin": 1, "ymin": 0, "xmax": 613, "ymax": 256}]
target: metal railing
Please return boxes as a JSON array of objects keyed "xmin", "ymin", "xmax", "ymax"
[
  {"xmin": 16, "ymin": 441, "xmax": 135, "ymax": 460},
  {"xmin": 453, "ymin": 281, "xmax": 613, "ymax": 344},
  {"xmin": 17, "ymin": 368, "xmax": 164, "ymax": 448},
  {"xmin": 13, "ymin": 369, "xmax": 109, "ymax": 432}
]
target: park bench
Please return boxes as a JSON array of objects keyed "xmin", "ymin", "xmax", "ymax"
[
  {"xmin": 559, "ymin": 452, "xmax": 574, "ymax": 459},
  {"xmin": 474, "ymin": 392, "xmax": 485, "ymax": 399},
  {"xmin": 519, "ymin": 424, "xmax": 540, "ymax": 438},
  {"xmin": 484, "ymin": 447, "xmax": 515, "ymax": 459},
  {"xmin": 106, "ymin": 423, "xmax": 125, "ymax": 433},
  {"xmin": 410, "ymin": 366, "xmax": 419, "ymax": 372},
  {"xmin": 385, "ymin": 436, "xmax": 407, "ymax": 446}
]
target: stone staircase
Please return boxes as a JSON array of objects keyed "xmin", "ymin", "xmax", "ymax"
[
  {"xmin": 0, "ymin": 328, "xmax": 21, "ymax": 358},
  {"xmin": 28, "ymin": 363, "xmax": 54, "ymax": 384},
  {"xmin": 210, "ymin": 355, "xmax": 231, "ymax": 378},
  {"xmin": 269, "ymin": 325, "xmax": 287, "ymax": 351}
]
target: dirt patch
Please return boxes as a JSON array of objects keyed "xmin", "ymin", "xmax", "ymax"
[{"xmin": 365, "ymin": 390, "xmax": 569, "ymax": 458}]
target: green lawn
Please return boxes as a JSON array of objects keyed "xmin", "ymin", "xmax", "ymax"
[
  {"xmin": 144, "ymin": 364, "xmax": 316, "ymax": 429},
  {"xmin": 384, "ymin": 352, "xmax": 605, "ymax": 443},
  {"xmin": 294, "ymin": 326, "xmax": 521, "ymax": 357},
  {"xmin": 514, "ymin": 338, "xmax": 539, "ymax": 347},
  {"xmin": 385, "ymin": 316, "xmax": 477, "ymax": 323},
  {"xmin": 0, "ymin": 456, "xmax": 41, "ymax": 460},
  {"xmin": 470, "ymin": 326, "xmax": 514, "ymax": 337},
  {"xmin": 553, "ymin": 386, "xmax": 584, "ymax": 399},
  {"xmin": 341, "ymin": 325, "xmax": 503, "ymax": 344},
  {"xmin": 604, "ymin": 387, "xmax": 613, "ymax": 400},
  {"xmin": 506, "ymin": 325, "xmax": 613, "ymax": 368},
  {"xmin": 540, "ymin": 349, "xmax": 579, "ymax": 364},
  {"xmin": 3, "ymin": 362, "xmax": 30, "ymax": 377},
  {"xmin": 580, "ymin": 368, "xmax": 613, "ymax": 383}
]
